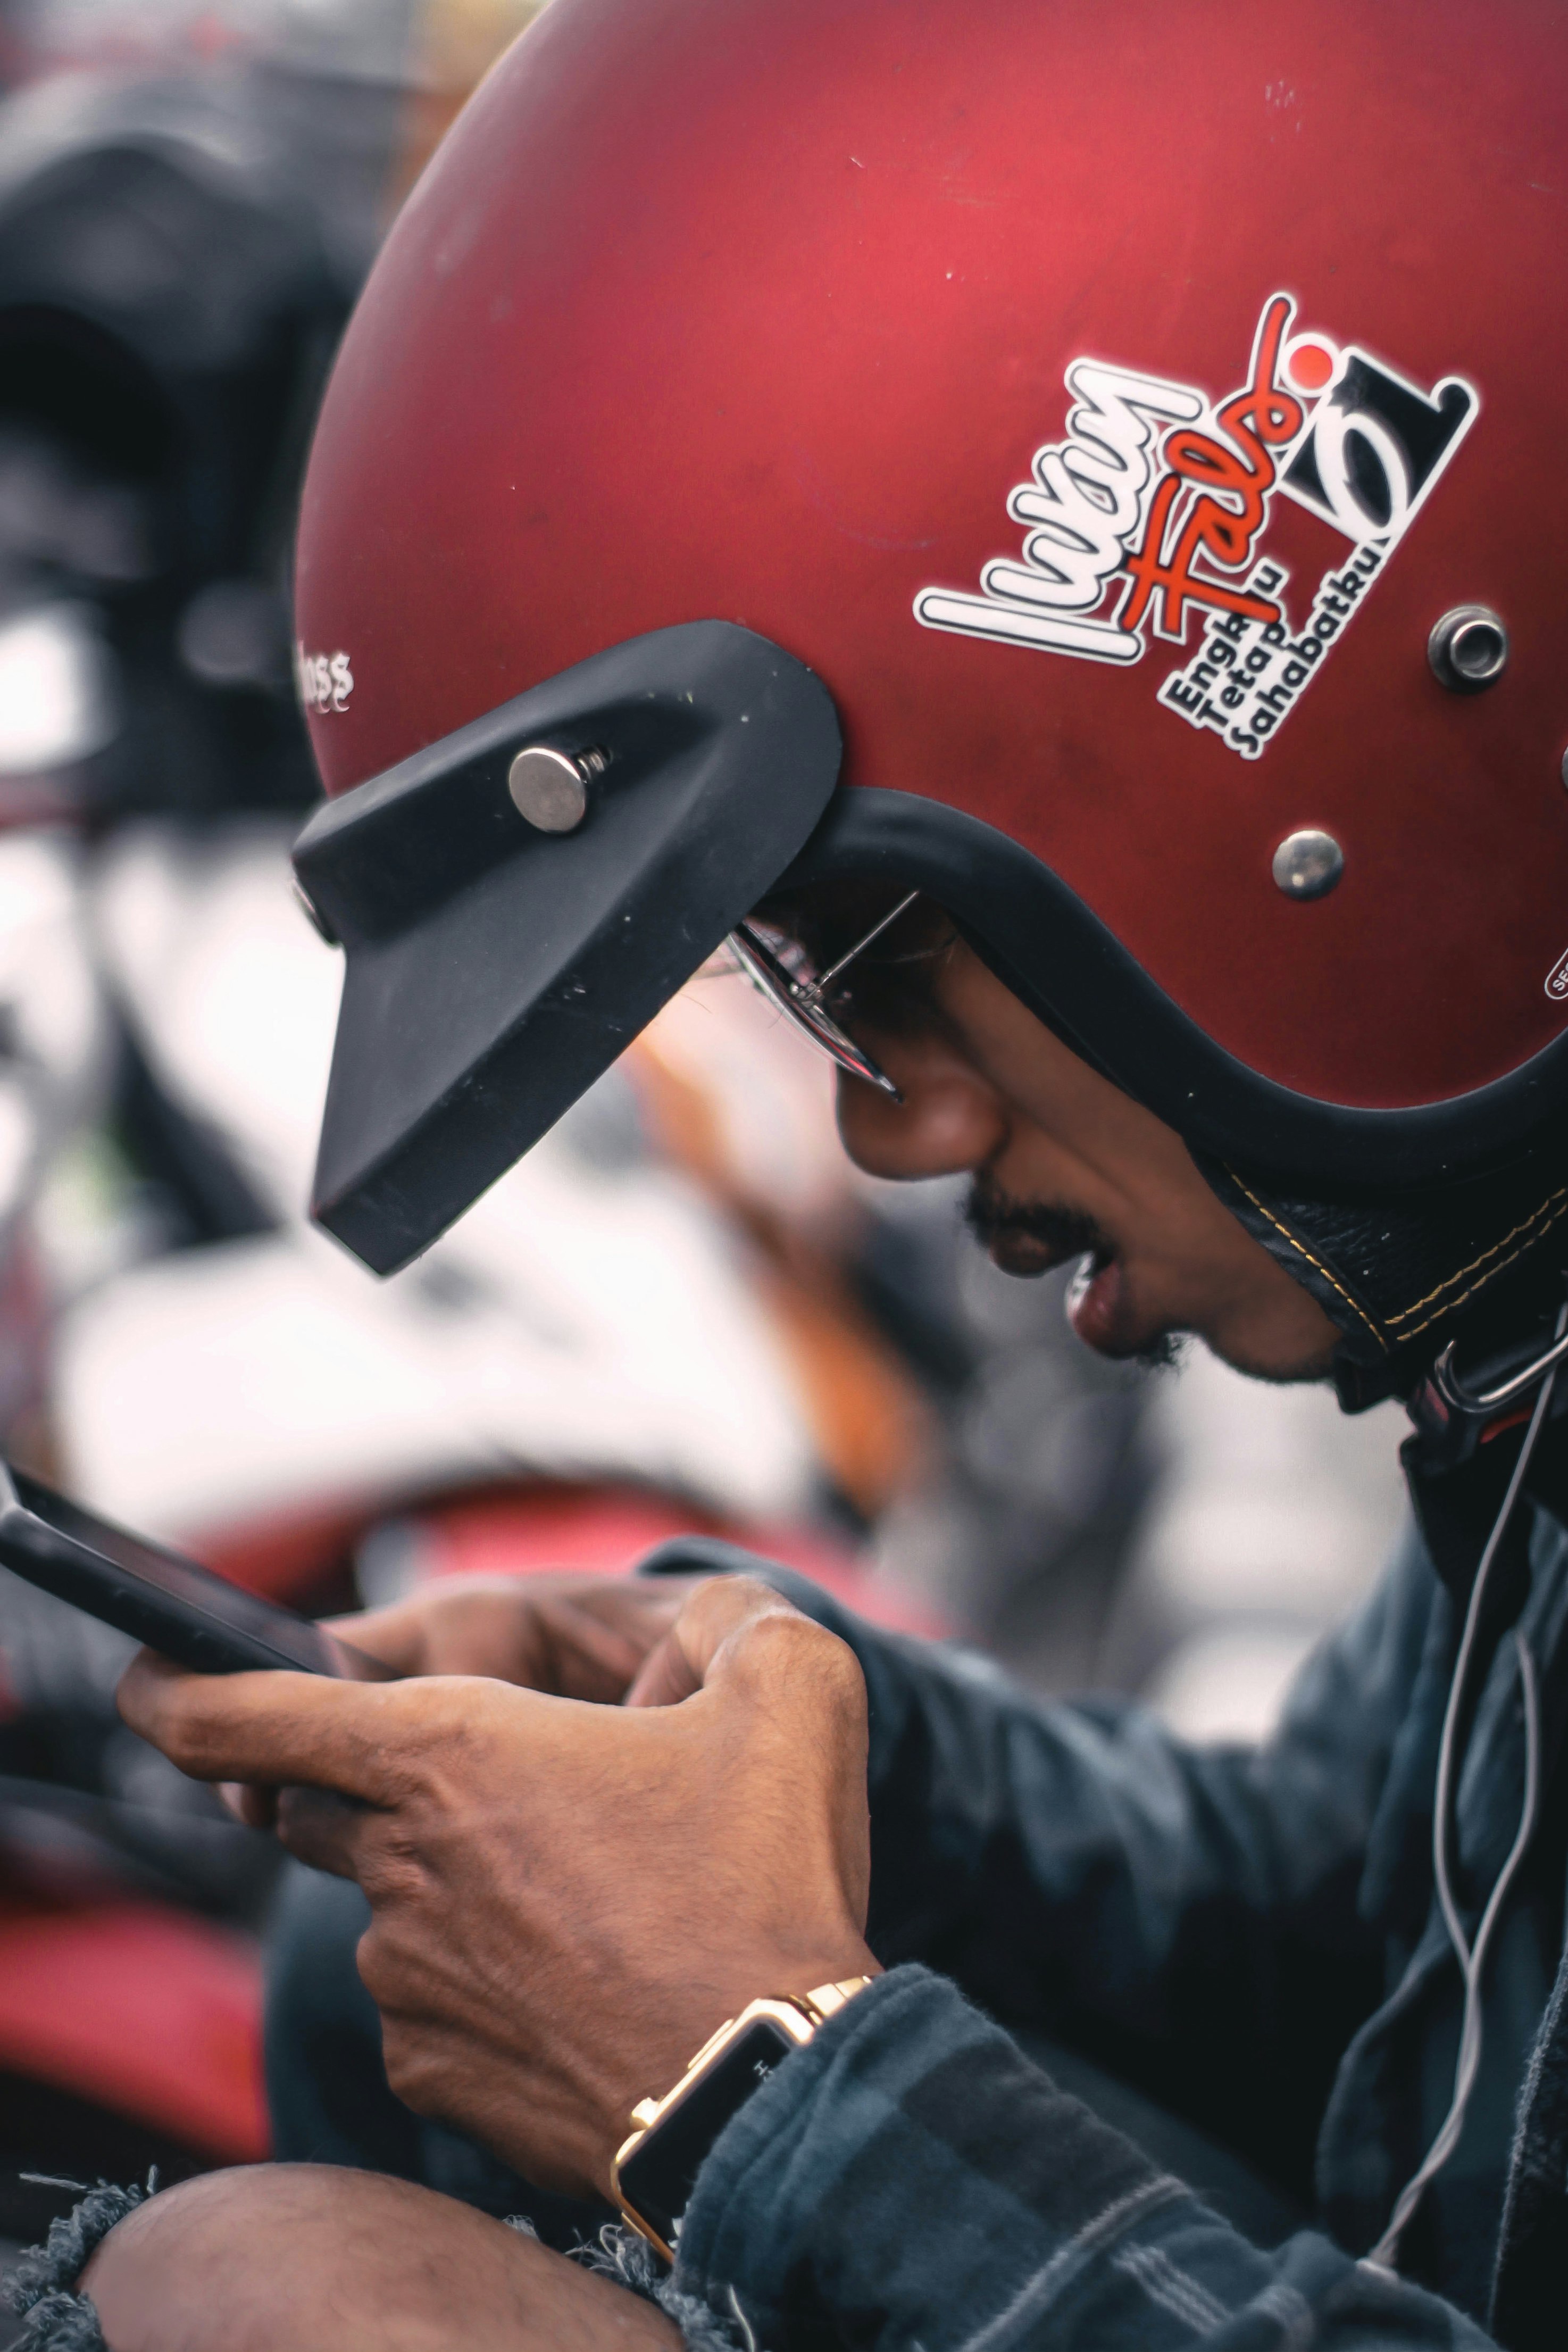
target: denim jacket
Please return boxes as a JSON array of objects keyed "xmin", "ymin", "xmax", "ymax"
[{"xmin": 664, "ymin": 1431, "xmax": 1568, "ymax": 2351}]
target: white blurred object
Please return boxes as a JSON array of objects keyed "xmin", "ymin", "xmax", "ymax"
[
  {"xmin": 1136, "ymin": 1349, "xmax": 1407, "ymax": 1619},
  {"xmin": 0, "ymin": 603, "xmax": 118, "ymax": 773},
  {"xmin": 1128, "ymin": 1344, "xmax": 1408, "ymax": 1741},
  {"xmin": 12, "ymin": 0, "xmax": 545, "ymax": 90},
  {"xmin": 635, "ymin": 970, "xmax": 850, "ymax": 1234},
  {"xmin": 56, "ymin": 1186, "xmax": 816, "ymax": 1541},
  {"xmin": 90, "ymin": 818, "xmax": 334, "ymax": 1213},
  {"xmin": 59, "ymin": 820, "xmax": 819, "ymax": 1540},
  {"xmin": 32, "ymin": 1126, "xmax": 170, "ymax": 1301},
  {"xmin": 1142, "ymin": 1624, "xmax": 1321, "ymax": 1746},
  {"xmin": 0, "ymin": 830, "xmax": 106, "ymax": 1237}
]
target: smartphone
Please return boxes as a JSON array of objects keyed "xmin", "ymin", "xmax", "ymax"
[{"xmin": 0, "ymin": 1461, "xmax": 394, "ymax": 1680}]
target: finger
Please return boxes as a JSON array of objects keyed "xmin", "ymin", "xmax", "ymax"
[
  {"xmin": 218, "ymin": 1780, "xmax": 277, "ymax": 1829},
  {"xmin": 116, "ymin": 1648, "xmax": 421, "ymax": 1802},
  {"xmin": 320, "ymin": 1597, "xmax": 435, "ymax": 1675},
  {"xmin": 274, "ymin": 1785, "xmax": 377, "ymax": 1879},
  {"xmin": 624, "ymin": 1575, "xmax": 802, "ymax": 1706},
  {"xmin": 623, "ymin": 1626, "xmax": 699, "ymax": 1708},
  {"xmin": 323, "ymin": 1577, "xmax": 557, "ymax": 1684}
]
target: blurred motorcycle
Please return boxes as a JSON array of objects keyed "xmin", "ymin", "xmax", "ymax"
[
  {"xmin": 0, "ymin": 808, "xmax": 956, "ymax": 2214},
  {"xmin": 0, "ymin": 21, "xmax": 1154, "ymax": 2240}
]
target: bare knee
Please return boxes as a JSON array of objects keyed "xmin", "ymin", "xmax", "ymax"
[{"xmin": 81, "ymin": 2164, "xmax": 679, "ymax": 2352}]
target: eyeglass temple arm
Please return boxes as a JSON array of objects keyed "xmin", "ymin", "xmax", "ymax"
[{"xmin": 801, "ymin": 889, "xmax": 923, "ymax": 1004}]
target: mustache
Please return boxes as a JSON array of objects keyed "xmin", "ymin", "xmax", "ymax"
[
  {"xmin": 962, "ymin": 1177, "xmax": 1113, "ymax": 1269},
  {"xmin": 963, "ymin": 1175, "xmax": 1185, "ymax": 1371}
]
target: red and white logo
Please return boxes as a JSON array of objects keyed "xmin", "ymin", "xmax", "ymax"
[{"xmin": 915, "ymin": 292, "xmax": 1478, "ymax": 759}]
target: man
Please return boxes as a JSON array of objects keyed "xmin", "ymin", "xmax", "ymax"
[{"xmin": 33, "ymin": 1, "xmax": 1568, "ymax": 2346}]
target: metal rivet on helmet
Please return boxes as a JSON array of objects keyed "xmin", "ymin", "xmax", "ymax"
[
  {"xmin": 1273, "ymin": 829, "xmax": 1344, "ymax": 901},
  {"xmin": 507, "ymin": 744, "xmax": 607, "ymax": 832},
  {"xmin": 1428, "ymin": 605, "xmax": 1509, "ymax": 694}
]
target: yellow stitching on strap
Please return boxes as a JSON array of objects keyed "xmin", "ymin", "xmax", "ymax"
[
  {"xmin": 1382, "ymin": 1185, "xmax": 1568, "ymax": 1326},
  {"xmin": 1223, "ymin": 1169, "xmax": 1388, "ymax": 1351},
  {"xmin": 1390, "ymin": 1194, "xmax": 1568, "ymax": 1342}
]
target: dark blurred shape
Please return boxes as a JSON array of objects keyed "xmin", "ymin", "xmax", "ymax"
[{"xmin": 0, "ymin": 62, "xmax": 401, "ymax": 821}]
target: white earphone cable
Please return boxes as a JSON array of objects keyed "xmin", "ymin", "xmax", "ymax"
[{"xmin": 1368, "ymin": 1308, "xmax": 1565, "ymax": 2267}]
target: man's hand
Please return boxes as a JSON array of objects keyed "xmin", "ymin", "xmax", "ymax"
[
  {"xmin": 117, "ymin": 1576, "xmax": 878, "ymax": 2199},
  {"xmin": 326, "ymin": 1571, "xmax": 705, "ymax": 1699},
  {"xmin": 215, "ymin": 1572, "xmax": 703, "ymax": 1832}
]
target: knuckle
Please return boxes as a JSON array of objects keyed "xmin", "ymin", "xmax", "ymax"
[
  {"xmin": 380, "ymin": 2026, "xmax": 439, "ymax": 2116},
  {"xmin": 815, "ymin": 1627, "xmax": 868, "ymax": 1709},
  {"xmin": 355, "ymin": 1922, "xmax": 402, "ymax": 2008},
  {"xmin": 346, "ymin": 1692, "xmax": 414, "ymax": 1783},
  {"xmin": 740, "ymin": 1601, "xmax": 836, "ymax": 1675},
  {"xmin": 377, "ymin": 2015, "xmax": 414, "ymax": 2089},
  {"xmin": 357, "ymin": 1827, "xmax": 427, "ymax": 1907},
  {"xmin": 722, "ymin": 1572, "xmax": 793, "ymax": 1622},
  {"xmin": 681, "ymin": 1572, "xmax": 762, "ymax": 1642},
  {"xmin": 355, "ymin": 1926, "xmax": 390, "ymax": 2003},
  {"xmin": 355, "ymin": 1910, "xmax": 431, "ymax": 2013},
  {"xmin": 401, "ymin": 1680, "xmax": 476, "ymax": 1764},
  {"xmin": 744, "ymin": 1613, "xmax": 868, "ymax": 1731}
]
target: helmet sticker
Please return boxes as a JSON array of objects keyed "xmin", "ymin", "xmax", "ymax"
[
  {"xmin": 296, "ymin": 643, "xmax": 355, "ymax": 715},
  {"xmin": 915, "ymin": 292, "xmax": 1478, "ymax": 759}
]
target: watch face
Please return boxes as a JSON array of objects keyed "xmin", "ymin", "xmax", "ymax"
[{"xmin": 619, "ymin": 2018, "xmax": 798, "ymax": 2250}]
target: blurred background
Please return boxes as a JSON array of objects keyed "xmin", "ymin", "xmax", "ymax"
[{"xmin": 0, "ymin": 0, "xmax": 1411, "ymax": 2305}]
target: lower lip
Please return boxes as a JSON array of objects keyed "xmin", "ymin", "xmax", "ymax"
[{"xmin": 1066, "ymin": 1253, "xmax": 1124, "ymax": 1351}]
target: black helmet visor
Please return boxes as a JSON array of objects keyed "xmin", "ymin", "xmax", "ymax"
[{"xmin": 291, "ymin": 621, "xmax": 840, "ymax": 1274}]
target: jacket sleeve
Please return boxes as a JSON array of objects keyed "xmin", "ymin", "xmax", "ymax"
[
  {"xmin": 670, "ymin": 1964, "xmax": 1492, "ymax": 2352},
  {"xmin": 740, "ymin": 1523, "xmax": 1440, "ymax": 2181}
]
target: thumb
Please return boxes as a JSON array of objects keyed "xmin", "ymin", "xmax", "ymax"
[
  {"xmin": 627, "ymin": 1573, "xmax": 873, "ymax": 1934},
  {"xmin": 623, "ymin": 1575, "xmax": 805, "ymax": 1707},
  {"xmin": 320, "ymin": 1596, "xmax": 435, "ymax": 1677}
]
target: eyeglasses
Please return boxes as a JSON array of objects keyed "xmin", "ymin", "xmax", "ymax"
[{"xmin": 723, "ymin": 888, "xmax": 925, "ymax": 1099}]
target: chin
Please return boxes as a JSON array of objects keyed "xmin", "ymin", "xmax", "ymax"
[{"xmin": 1200, "ymin": 1328, "xmax": 1339, "ymax": 1385}]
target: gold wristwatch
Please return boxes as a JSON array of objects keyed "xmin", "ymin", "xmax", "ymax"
[{"xmin": 612, "ymin": 1976, "xmax": 875, "ymax": 2259}]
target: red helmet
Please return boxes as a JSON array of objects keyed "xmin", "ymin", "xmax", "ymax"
[{"xmin": 291, "ymin": 0, "xmax": 1568, "ymax": 1387}]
